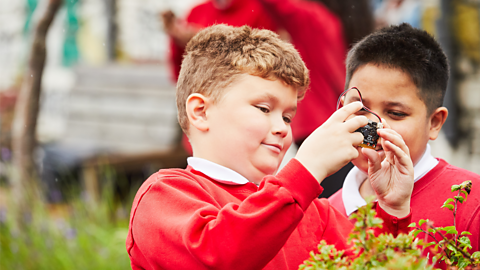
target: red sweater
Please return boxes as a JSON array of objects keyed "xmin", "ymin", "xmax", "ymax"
[
  {"xmin": 258, "ymin": 0, "xmax": 347, "ymax": 141},
  {"xmin": 329, "ymin": 159, "xmax": 480, "ymax": 267},
  {"xmin": 126, "ymin": 159, "xmax": 411, "ymax": 269},
  {"xmin": 169, "ymin": 0, "xmax": 278, "ymax": 82}
]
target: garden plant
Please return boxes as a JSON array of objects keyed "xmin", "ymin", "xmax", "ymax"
[{"xmin": 300, "ymin": 181, "xmax": 479, "ymax": 270}]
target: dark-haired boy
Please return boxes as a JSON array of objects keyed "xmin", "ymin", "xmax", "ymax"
[
  {"xmin": 329, "ymin": 23, "xmax": 480, "ymax": 265},
  {"xmin": 126, "ymin": 24, "xmax": 415, "ymax": 270}
]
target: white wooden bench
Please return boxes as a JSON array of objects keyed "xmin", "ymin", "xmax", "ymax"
[{"xmin": 58, "ymin": 64, "xmax": 187, "ymax": 202}]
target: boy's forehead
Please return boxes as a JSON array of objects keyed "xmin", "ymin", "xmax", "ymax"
[{"xmin": 348, "ymin": 64, "xmax": 426, "ymax": 106}]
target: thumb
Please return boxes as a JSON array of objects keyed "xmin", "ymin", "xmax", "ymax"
[{"xmin": 362, "ymin": 148, "xmax": 382, "ymax": 174}]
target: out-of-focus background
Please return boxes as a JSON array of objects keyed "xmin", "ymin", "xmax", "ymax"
[{"xmin": 0, "ymin": 0, "xmax": 479, "ymax": 269}]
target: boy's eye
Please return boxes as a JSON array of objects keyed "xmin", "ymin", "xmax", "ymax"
[
  {"xmin": 283, "ymin": 116, "xmax": 292, "ymax": 124},
  {"xmin": 388, "ymin": 111, "xmax": 407, "ymax": 118},
  {"xmin": 255, "ymin": 106, "xmax": 270, "ymax": 113},
  {"xmin": 354, "ymin": 109, "xmax": 370, "ymax": 116}
]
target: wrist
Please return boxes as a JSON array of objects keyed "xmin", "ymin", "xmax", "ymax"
[
  {"xmin": 377, "ymin": 199, "xmax": 411, "ymax": 218},
  {"xmin": 293, "ymin": 157, "xmax": 327, "ymax": 184}
]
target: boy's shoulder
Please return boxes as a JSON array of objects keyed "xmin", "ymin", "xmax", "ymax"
[
  {"xmin": 132, "ymin": 168, "xmax": 200, "ymax": 201},
  {"xmin": 414, "ymin": 158, "xmax": 480, "ymax": 197},
  {"xmin": 433, "ymin": 158, "xmax": 480, "ymax": 180},
  {"xmin": 137, "ymin": 167, "xmax": 204, "ymax": 191}
]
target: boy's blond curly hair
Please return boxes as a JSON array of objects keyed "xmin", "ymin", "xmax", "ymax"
[{"xmin": 176, "ymin": 24, "xmax": 310, "ymax": 134}]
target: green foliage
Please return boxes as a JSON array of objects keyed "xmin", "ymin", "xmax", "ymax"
[
  {"xmin": 412, "ymin": 180, "xmax": 479, "ymax": 270},
  {"xmin": 299, "ymin": 197, "xmax": 433, "ymax": 270},
  {"xmin": 0, "ymin": 179, "xmax": 131, "ymax": 270}
]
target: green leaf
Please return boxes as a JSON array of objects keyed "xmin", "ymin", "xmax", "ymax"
[
  {"xmin": 443, "ymin": 198, "xmax": 455, "ymax": 205},
  {"xmin": 408, "ymin": 222, "xmax": 416, "ymax": 228},
  {"xmin": 454, "ymin": 195, "xmax": 465, "ymax": 203},
  {"xmin": 446, "ymin": 228, "xmax": 458, "ymax": 235},
  {"xmin": 423, "ymin": 242, "xmax": 435, "ymax": 248},
  {"xmin": 472, "ymin": 251, "xmax": 480, "ymax": 259},
  {"xmin": 442, "ymin": 204, "xmax": 454, "ymax": 211},
  {"xmin": 458, "ymin": 259, "xmax": 469, "ymax": 269},
  {"xmin": 451, "ymin": 184, "xmax": 461, "ymax": 192},
  {"xmin": 461, "ymin": 190, "xmax": 469, "ymax": 201},
  {"xmin": 447, "ymin": 244, "xmax": 457, "ymax": 252},
  {"xmin": 461, "ymin": 231, "xmax": 472, "ymax": 236},
  {"xmin": 413, "ymin": 229, "xmax": 423, "ymax": 237},
  {"xmin": 419, "ymin": 219, "xmax": 426, "ymax": 226}
]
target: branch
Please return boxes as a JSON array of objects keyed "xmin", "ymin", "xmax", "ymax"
[{"xmin": 429, "ymin": 225, "xmax": 474, "ymax": 263}]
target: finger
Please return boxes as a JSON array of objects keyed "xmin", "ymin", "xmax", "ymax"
[
  {"xmin": 378, "ymin": 129, "xmax": 410, "ymax": 157},
  {"xmin": 380, "ymin": 118, "xmax": 390, "ymax": 129},
  {"xmin": 328, "ymin": 102, "xmax": 364, "ymax": 123},
  {"xmin": 377, "ymin": 148, "xmax": 386, "ymax": 161},
  {"xmin": 382, "ymin": 140, "xmax": 413, "ymax": 171},
  {"xmin": 351, "ymin": 132, "xmax": 365, "ymax": 147},
  {"xmin": 344, "ymin": 115, "xmax": 369, "ymax": 133},
  {"xmin": 362, "ymin": 148, "xmax": 382, "ymax": 174}
]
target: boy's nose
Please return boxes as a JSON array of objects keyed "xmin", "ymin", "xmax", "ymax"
[{"xmin": 271, "ymin": 116, "xmax": 289, "ymax": 137}]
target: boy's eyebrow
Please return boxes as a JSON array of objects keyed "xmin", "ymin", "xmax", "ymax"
[
  {"xmin": 346, "ymin": 96, "xmax": 361, "ymax": 101},
  {"xmin": 258, "ymin": 92, "xmax": 297, "ymax": 112},
  {"xmin": 382, "ymin": 101, "xmax": 411, "ymax": 109}
]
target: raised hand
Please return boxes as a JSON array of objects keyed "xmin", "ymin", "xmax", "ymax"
[
  {"xmin": 362, "ymin": 123, "xmax": 414, "ymax": 218},
  {"xmin": 160, "ymin": 10, "xmax": 200, "ymax": 47},
  {"xmin": 296, "ymin": 102, "xmax": 367, "ymax": 183}
]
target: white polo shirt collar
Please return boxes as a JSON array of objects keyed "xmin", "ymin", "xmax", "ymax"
[
  {"xmin": 341, "ymin": 144, "xmax": 439, "ymax": 216},
  {"xmin": 187, "ymin": 157, "xmax": 249, "ymax": 185}
]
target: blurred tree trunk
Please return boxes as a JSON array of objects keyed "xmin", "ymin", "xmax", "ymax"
[{"xmin": 11, "ymin": 0, "xmax": 62, "ymax": 218}]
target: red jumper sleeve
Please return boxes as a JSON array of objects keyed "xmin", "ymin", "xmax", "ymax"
[
  {"xmin": 127, "ymin": 159, "xmax": 322, "ymax": 270},
  {"xmin": 374, "ymin": 202, "xmax": 412, "ymax": 237}
]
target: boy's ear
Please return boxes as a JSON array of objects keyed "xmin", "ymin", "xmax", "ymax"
[
  {"xmin": 428, "ymin": 106, "xmax": 448, "ymax": 140},
  {"xmin": 186, "ymin": 93, "xmax": 211, "ymax": 132}
]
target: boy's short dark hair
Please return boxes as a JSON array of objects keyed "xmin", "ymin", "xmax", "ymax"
[
  {"xmin": 176, "ymin": 24, "xmax": 310, "ymax": 134},
  {"xmin": 345, "ymin": 23, "xmax": 449, "ymax": 115}
]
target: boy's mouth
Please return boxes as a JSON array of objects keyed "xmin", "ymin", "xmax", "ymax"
[{"xmin": 262, "ymin": 143, "xmax": 282, "ymax": 154}]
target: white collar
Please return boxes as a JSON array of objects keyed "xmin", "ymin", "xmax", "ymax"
[
  {"xmin": 341, "ymin": 144, "xmax": 439, "ymax": 216},
  {"xmin": 187, "ymin": 157, "xmax": 249, "ymax": 185}
]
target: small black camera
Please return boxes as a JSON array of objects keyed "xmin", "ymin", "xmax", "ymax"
[{"xmin": 355, "ymin": 119, "xmax": 383, "ymax": 149}]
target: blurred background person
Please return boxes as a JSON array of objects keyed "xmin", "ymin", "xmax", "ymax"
[
  {"xmin": 374, "ymin": 0, "xmax": 422, "ymax": 29},
  {"xmin": 161, "ymin": 0, "xmax": 278, "ymax": 82},
  {"xmin": 258, "ymin": 0, "xmax": 375, "ymax": 197}
]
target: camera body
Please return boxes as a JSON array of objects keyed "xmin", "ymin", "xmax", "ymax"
[{"xmin": 355, "ymin": 119, "xmax": 383, "ymax": 149}]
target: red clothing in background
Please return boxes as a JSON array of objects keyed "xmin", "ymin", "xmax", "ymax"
[
  {"xmin": 329, "ymin": 159, "xmax": 480, "ymax": 268},
  {"xmin": 169, "ymin": 0, "xmax": 278, "ymax": 81},
  {"xmin": 258, "ymin": 0, "xmax": 346, "ymax": 141},
  {"xmin": 127, "ymin": 159, "xmax": 411, "ymax": 269}
]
